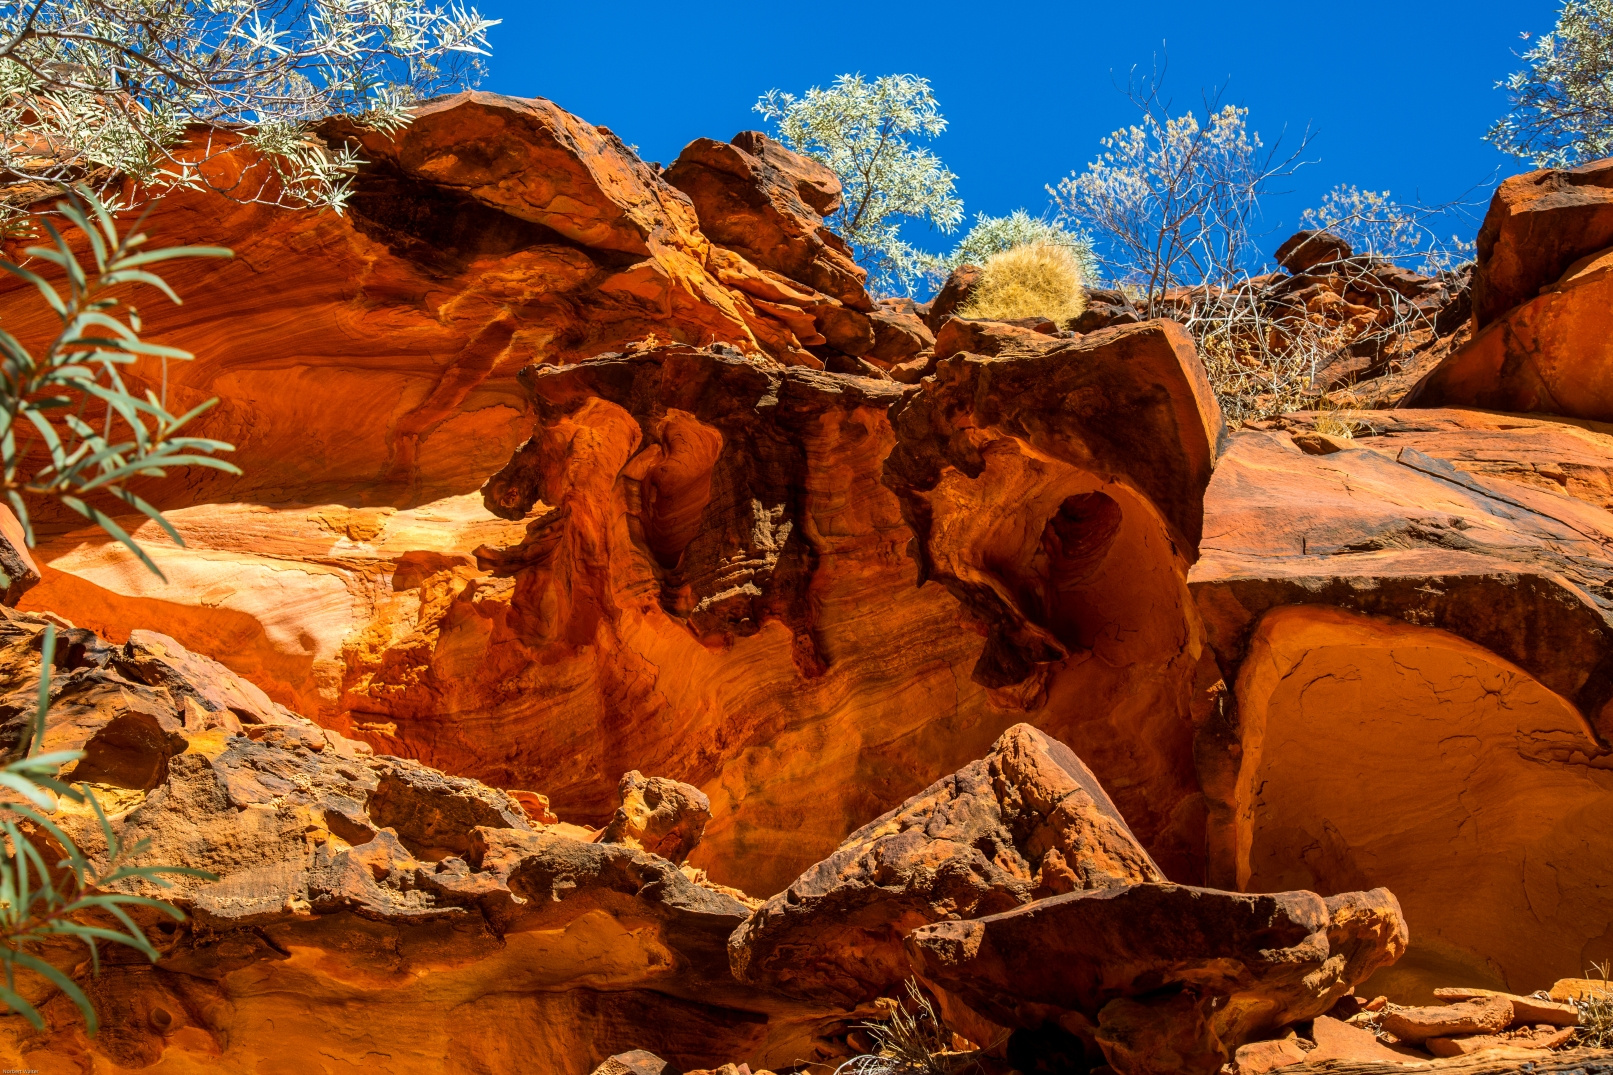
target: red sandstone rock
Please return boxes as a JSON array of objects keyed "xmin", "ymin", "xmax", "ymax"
[
  {"xmin": 0, "ymin": 609, "xmax": 833, "ymax": 1074},
  {"xmin": 930, "ymin": 316, "xmax": 1063, "ymax": 362},
  {"xmin": 1469, "ymin": 156, "xmax": 1613, "ymax": 328},
  {"xmin": 1191, "ymin": 410, "xmax": 1613, "ymax": 999},
  {"xmin": 1379, "ymin": 997, "xmax": 1515, "ymax": 1042},
  {"xmin": 904, "ymin": 883, "xmax": 1407, "ymax": 1075},
  {"xmin": 1303, "ymin": 1016, "xmax": 1425, "ymax": 1065},
  {"xmin": 1403, "ymin": 246, "xmax": 1613, "ymax": 420},
  {"xmin": 1234, "ymin": 1037, "xmax": 1308, "ymax": 1073},
  {"xmin": 664, "ymin": 133, "xmax": 869, "ymax": 310},
  {"xmin": 1431, "ymin": 988, "xmax": 1580, "ymax": 1026},
  {"xmin": 1425, "ymin": 1026, "xmax": 1577, "ymax": 1057},
  {"xmin": 918, "ymin": 264, "xmax": 982, "ymax": 330},
  {"xmin": 728, "ymin": 723, "xmax": 1163, "ymax": 1006}
]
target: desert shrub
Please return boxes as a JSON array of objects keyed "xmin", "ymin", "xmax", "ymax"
[
  {"xmin": 947, "ymin": 209, "xmax": 1097, "ymax": 281},
  {"xmin": 958, "ymin": 242, "xmax": 1087, "ymax": 326},
  {"xmin": 0, "ymin": 0, "xmax": 497, "ymax": 215},
  {"xmin": 1300, "ymin": 186, "xmax": 1475, "ymax": 275},
  {"xmin": 0, "ymin": 187, "xmax": 233, "ymax": 1033},
  {"xmin": 755, "ymin": 74, "xmax": 963, "ymax": 295},
  {"xmin": 1047, "ymin": 70, "xmax": 1310, "ymax": 315},
  {"xmin": 1488, "ymin": 0, "xmax": 1613, "ymax": 166}
]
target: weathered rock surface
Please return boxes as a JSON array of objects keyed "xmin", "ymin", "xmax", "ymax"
[
  {"xmin": 905, "ymin": 882, "xmax": 1407, "ymax": 1074},
  {"xmin": 1469, "ymin": 156, "xmax": 1613, "ymax": 329},
  {"xmin": 729, "ymin": 723, "xmax": 1163, "ymax": 1006},
  {"xmin": 599, "ymin": 770, "xmax": 711, "ymax": 863},
  {"xmin": 1379, "ymin": 998, "xmax": 1515, "ymax": 1043},
  {"xmin": 0, "ymin": 611, "xmax": 835, "ymax": 1073},
  {"xmin": 30, "ymin": 323, "xmax": 1220, "ymax": 898},
  {"xmin": 1404, "ymin": 157, "xmax": 1613, "ymax": 420},
  {"xmin": 1191, "ymin": 409, "xmax": 1613, "ymax": 998}
]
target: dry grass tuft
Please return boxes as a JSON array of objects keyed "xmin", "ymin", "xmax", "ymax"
[
  {"xmin": 958, "ymin": 242, "xmax": 1087, "ymax": 326},
  {"xmin": 834, "ymin": 981, "xmax": 961, "ymax": 1075},
  {"xmin": 1575, "ymin": 961, "xmax": 1613, "ymax": 1048}
]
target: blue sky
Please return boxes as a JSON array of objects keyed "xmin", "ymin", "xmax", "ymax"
[{"xmin": 470, "ymin": 0, "xmax": 1562, "ymax": 267}]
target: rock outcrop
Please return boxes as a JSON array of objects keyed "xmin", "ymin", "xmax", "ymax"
[
  {"xmin": 1404, "ymin": 157, "xmax": 1613, "ymax": 420},
  {"xmin": 907, "ymin": 883, "xmax": 1406, "ymax": 1074},
  {"xmin": 729, "ymin": 723, "xmax": 1164, "ymax": 1006},
  {"xmin": 1190, "ymin": 408, "xmax": 1613, "ymax": 999},
  {"xmin": 0, "ymin": 610, "xmax": 838, "ymax": 1074}
]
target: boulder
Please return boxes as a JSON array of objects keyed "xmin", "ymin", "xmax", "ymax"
[
  {"xmin": 931, "ymin": 316, "xmax": 1063, "ymax": 361},
  {"xmin": 1402, "ymin": 246, "xmax": 1613, "ymax": 421},
  {"xmin": 1071, "ymin": 288, "xmax": 1141, "ymax": 333},
  {"xmin": 904, "ymin": 883, "xmax": 1407, "ymax": 1075},
  {"xmin": 728, "ymin": 723, "xmax": 1163, "ymax": 1006},
  {"xmin": 919, "ymin": 264, "xmax": 982, "ymax": 330},
  {"xmin": 664, "ymin": 132, "xmax": 870, "ymax": 310},
  {"xmin": 1275, "ymin": 230, "xmax": 1354, "ymax": 274},
  {"xmin": 865, "ymin": 297, "xmax": 936, "ymax": 366},
  {"xmin": 1469, "ymin": 156, "xmax": 1613, "ymax": 328},
  {"xmin": 598, "ymin": 769, "xmax": 711, "ymax": 863}
]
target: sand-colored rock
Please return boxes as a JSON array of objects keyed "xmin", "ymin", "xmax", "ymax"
[
  {"xmin": 905, "ymin": 883, "xmax": 1407, "ymax": 1075},
  {"xmin": 1550, "ymin": 977, "xmax": 1613, "ymax": 1003},
  {"xmin": 599, "ymin": 770, "xmax": 711, "ymax": 863},
  {"xmin": 1191, "ymin": 412, "xmax": 1613, "ymax": 999},
  {"xmin": 728, "ymin": 723, "xmax": 1163, "ymax": 1006},
  {"xmin": 592, "ymin": 1053, "xmax": 680, "ymax": 1075}
]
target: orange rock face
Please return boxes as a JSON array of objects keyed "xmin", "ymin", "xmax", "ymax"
[
  {"xmin": 1407, "ymin": 157, "xmax": 1613, "ymax": 420},
  {"xmin": 1192, "ymin": 410, "xmax": 1613, "ymax": 999}
]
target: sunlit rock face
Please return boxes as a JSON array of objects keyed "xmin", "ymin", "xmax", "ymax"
[
  {"xmin": 1406, "ymin": 156, "xmax": 1613, "ymax": 421},
  {"xmin": 1191, "ymin": 409, "xmax": 1613, "ymax": 1000},
  {"xmin": 0, "ymin": 88, "xmax": 1224, "ymax": 898}
]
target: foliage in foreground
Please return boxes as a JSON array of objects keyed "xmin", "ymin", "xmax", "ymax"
[
  {"xmin": 835, "ymin": 980, "xmax": 962, "ymax": 1075},
  {"xmin": 0, "ymin": 187, "xmax": 231, "ymax": 1034},
  {"xmin": 958, "ymin": 243, "xmax": 1087, "ymax": 326},
  {"xmin": 0, "ymin": 187, "xmax": 239, "ymax": 579},
  {"xmin": 755, "ymin": 73, "xmax": 964, "ymax": 296},
  {"xmin": 0, "ymin": 0, "xmax": 498, "ymax": 215},
  {"xmin": 1488, "ymin": 0, "xmax": 1613, "ymax": 167},
  {"xmin": 1, "ymin": 626, "xmax": 215, "ymax": 1034}
]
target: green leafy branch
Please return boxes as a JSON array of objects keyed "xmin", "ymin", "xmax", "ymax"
[
  {"xmin": 0, "ymin": 624, "xmax": 216, "ymax": 1034},
  {"xmin": 0, "ymin": 184, "xmax": 239, "ymax": 580}
]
